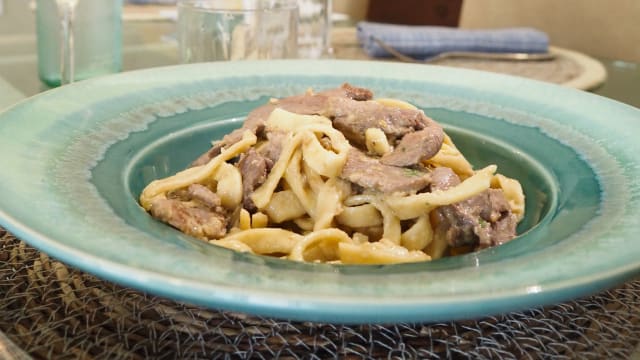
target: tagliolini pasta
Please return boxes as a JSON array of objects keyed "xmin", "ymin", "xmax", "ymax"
[{"xmin": 139, "ymin": 86, "xmax": 525, "ymax": 265}]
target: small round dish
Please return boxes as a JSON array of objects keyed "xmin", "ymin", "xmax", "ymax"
[{"xmin": 0, "ymin": 60, "xmax": 638, "ymax": 324}]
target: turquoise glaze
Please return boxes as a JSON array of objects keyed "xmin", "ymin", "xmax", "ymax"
[{"xmin": 0, "ymin": 60, "xmax": 638, "ymax": 324}]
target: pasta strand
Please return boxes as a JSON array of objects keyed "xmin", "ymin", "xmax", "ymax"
[{"xmin": 140, "ymin": 130, "xmax": 257, "ymax": 209}]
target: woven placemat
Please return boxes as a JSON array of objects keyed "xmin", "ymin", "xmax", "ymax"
[
  {"xmin": 427, "ymin": 54, "xmax": 581, "ymax": 85},
  {"xmin": 1, "ymin": 226, "xmax": 639, "ymax": 359},
  {"xmin": 331, "ymin": 28, "xmax": 607, "ymax": 90}
]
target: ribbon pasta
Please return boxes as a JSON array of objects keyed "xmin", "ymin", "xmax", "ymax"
[{"xmin": 139, "ymin": 96, "xmax": 525, "ymax": 265}]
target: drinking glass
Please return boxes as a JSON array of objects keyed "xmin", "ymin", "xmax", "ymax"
[
  {"xmin": 36, "ymin": 0, "xmax": 123, "ymax": 87},
  {"xmin": 177, "ymin": 0, "xmax": 298, "ymax": 63},
  {"xmin": 297, "ymin": 0, "xmax": 332, "ymax": 58}
]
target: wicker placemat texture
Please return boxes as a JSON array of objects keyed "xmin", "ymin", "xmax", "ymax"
[
  {"xmin": 1, "ymin": 227, "xmax": 639, "ymax": 359},
  {"xmin": 331, "ymin": 28, "xmax": 602, "ymax": 90},
  {"xmin": 428, "ymin": 56, "xmax": 582, "ymax": 85},
  {"xmin": 332, "ymin": 42, "xmax": 584, "ymax": 86}
]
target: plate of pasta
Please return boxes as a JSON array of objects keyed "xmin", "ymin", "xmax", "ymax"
[{"xmin": 0, "ymin": 60, "xmax": 638, "ymax": 323}]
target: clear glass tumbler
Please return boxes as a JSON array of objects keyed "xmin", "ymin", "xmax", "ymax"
[
  {"xmin": 177, "ymin": 0, "xmax": 298, "ymax": 63},
  {"xmin": 297, "ymin": 0, "xmax": 331, "ymax": 58},
  {"xmin": 36, "ymin": 0, "xmax": 123, "ymax": 87}
]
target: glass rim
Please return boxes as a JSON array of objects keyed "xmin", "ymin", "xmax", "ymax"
[{"xmin": 177, "ymin": 0, "xmax": 298, "ymax": 11}]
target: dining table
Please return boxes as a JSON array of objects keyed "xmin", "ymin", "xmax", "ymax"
[{"xmin": 1, "ymin": 2, "xmax": 639, "ymax": 359}]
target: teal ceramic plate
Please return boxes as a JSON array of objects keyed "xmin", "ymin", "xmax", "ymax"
[{"xmin": 0, "ymin": 60, "xmax": 639, "ymax": 324}]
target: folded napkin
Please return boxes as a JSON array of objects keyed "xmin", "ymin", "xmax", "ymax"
[{"xmin": 357, "ymin": 21, "xmax": 549, "ymax": 59}]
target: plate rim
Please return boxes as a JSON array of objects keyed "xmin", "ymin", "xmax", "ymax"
[{"xmin": 0, "ymin": 59, "xmax": 639, "ymax": 323}]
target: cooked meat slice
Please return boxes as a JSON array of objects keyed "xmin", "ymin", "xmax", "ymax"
[
  {"xmin": 150, "ymin": 184, "xmax": 227, "ymax": 239},
  {"xmin": 381, "ymin": 126, "xmax": 445, "ymax": 166},
  {"xmin": 430, "ymin": 167, "xmax": 518, "ymax": 249},
  {"xmin": 328, "ymin": 97, "xmax": 431, "ymax": 148},
  {"xmin": 190, "ymin": 144, "xmax": 222, "ymax": 167},
  {"xmin": 189, "ymin": 119, "xmax": 262, "ymax": 167},
  {"xmin": 342, "ymin": 83, "xmax": 374, "ymax": 101},
  {"xmin": 258, "ymin": 130, "xmax": 287, "ymax": 164},
  {"xmin": 279, "ymin": 94, "xmax": 331, "ymax": 115},
  {"xmin": 432, "ymin": 206, "xmax": 474, "ymax": 248},
  {"xmin": 238, "ymin": 148, "xmax": 273, "ymax": 211},
  {"xmin": 192, "ymin": 93, "xmax": 332, "ymax": 164},
  {"xmin": 430, "ymin": 166, "xmax": 461, "ymax": 190},
  {"xmin": 186, "ymin": 184, "xmax": 222, "ymax": 208},
  {"xmin": 189, "ymin": 95, "xmax": 327, "ymax": 167},
  {"xmin": 340, "ymin": 148, "xmax": 431, "ymax": 194},
  {"xmin": 318, "ymin": 83, "xmax": 374, "ymax": 101},
  {"xmin": 150, "ymin": 198, "xmax": 227, "ymax": 239},
  {"xmin": 482, "ymin": 189, "xmax": 512, "ymax": 223},
  {"xmin": 244, "ymin": 92, "xmax": 334, "ymax": 134},
  {"xmin": 191, "ymin": 84, "xmax": 436, "ymax": 166},
  {"xmin": 243, "ymin": 103, "xmax": 277, "ymax": 132},
  {"xmin": 488, "ymin": 212, "xmax": 518, "ymax": 246},
  {"xmin": 473, "ymin": 190, "xmax": 518, "ymax": 248}
]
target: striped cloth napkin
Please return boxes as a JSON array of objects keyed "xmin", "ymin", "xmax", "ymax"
[{"xmin": 357, "ymin": 21, "xmax": 549, "ymax": 59}]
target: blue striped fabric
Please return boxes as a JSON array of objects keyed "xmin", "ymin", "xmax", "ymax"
[{"xmin": 357, "ymin": 21, "xmax": 549, "ymax": 59}]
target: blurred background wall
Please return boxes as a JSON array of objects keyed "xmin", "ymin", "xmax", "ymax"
[
  {"xmin": 333, "ymin": 0, "xmax": 640, "ymax": 62},
  {"xmin": 334, "ymin": 0, "xmax": 369, "ymax": 23}
]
